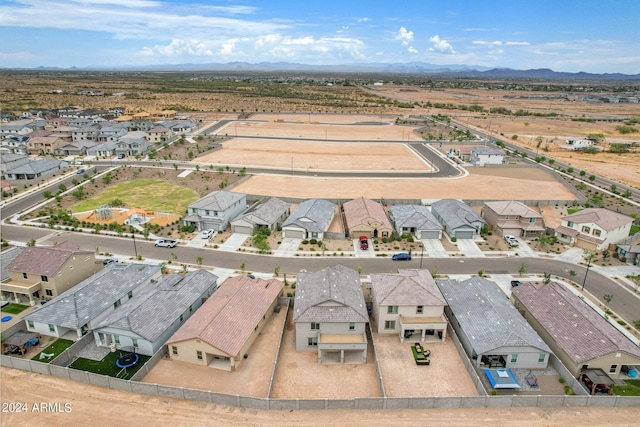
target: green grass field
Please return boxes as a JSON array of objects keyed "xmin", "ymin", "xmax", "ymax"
[
  {"xmin": 31, "ymin": 338, "xmax": 75, "ymax": 363},
  {"xmin": 1, "ymin": 304, "xmax": 30, "ymax": 315},
  {"xmin": 613, "ymin": 379, "xmax": 640, "ymax": 396},
  {"xmin": 70, "ymin": 179, "xmax": 199, "ymax": 214}
]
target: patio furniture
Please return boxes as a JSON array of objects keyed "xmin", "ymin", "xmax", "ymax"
[
  {"xmin": 414, "ymin": 343, "xmax": 423, "ymax": 353},
  {"xmin": 525, "ymin": 372, "xmax": 538, "ymax": 387}
]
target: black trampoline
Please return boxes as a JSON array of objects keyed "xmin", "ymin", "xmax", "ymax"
[{"xmin": 115, "ymin": 349, "xmax": 139, "ymax": 369}]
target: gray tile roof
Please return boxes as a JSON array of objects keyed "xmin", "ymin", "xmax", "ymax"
[
  {"xmin": 189, "ymin": 190, "xmax": 245, "ymax": 211},
  {"xmin": 24, "ymin": 264, "xmax": 161, "ymax": 329},
  {"xmin": 1, "ymin": 247, "xmax": 25, "ymax": 281},
  {"xmin": 7, "ymin": 241, "xmax": 92, "ymax": 276},
  {"xmin": 437, "ymin": 277, "xmax": 550, "ymax": 355},
  {"xmin": 370, "ymin": 269, "xmax": 447, "ymax": 306},
  {"xmin": 93, "ymin": 270, "xmax": 218, "ymax": 342},
  {"xmin": 7, "ymin": 158, "xmax": 68, "ymax": 174},
  {"xmin": 512, "ymin": 282, "xmax": 640, "ymax": 363},
  {"xmin": 233, "ymin": 197, "xmax": 289, "ymax": 226},
  {"xmin": 431, "ymin": 199, "xmax": 486, "ymax": 230},
  {"xmin": 282, "ymin": 198, "xmax": 336, "ymax": 233},
  {"xmin": 562, "ymin": 208, "xmax": 633, "ymax": 232},
  {"xmin": 389, "ymin": 205, "xmax": 442, "ymax": 232},
  {"xmin": 294, "ymin": 265, "xmax": 368, "ymax": 323},
  {"xmin": 471, "ymin": 147, "xmax": 504, "ymax": 156}
]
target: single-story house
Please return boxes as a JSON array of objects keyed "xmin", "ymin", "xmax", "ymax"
[
  {"xmin": 343, "ymin": 197, "xmax": 393, "ymax": 239},
  {"xmin": 281, "ymin": 198, "xmax": 337, "ymax": 240},
  {"xmin": 481, "ymin": 200, "xmax": 545, "ymax": 238},
  {"xmin": 437, "ymin": 277, "xmax": 551, "ymax": 369},
  {"xmin": 294, "ymin": 265, "xmax": 368, "ymax": 364},
  {"xmin": 54, "ymin": 140, "xmax": 98, "ymax": 156},
  {"xmin": 183, "ymin": 190, "xmax": 246, "ymax": 232},
  {"xmin": 23, "ymin": 264, "xmax": 162, "ymax": 339},
  {"xmin": 431, "ymin": 199, "xmax": 486, "ymax": 239},
  {"xmin": 389, "ymin": 204, "xmax": 443, "ymax": 240},
  {"xmin": 615, "ymin": 244, "xmax": 640, "ymax": 265},
  {"xmin": 4, "ymin": 158, "xmax": 69, "ymax": 182},
  {"xmin": 555, "ymin": 208, "xmax": 633, "ymax": 250},
  {"xmin": 370, "ymin": 269, "xmax": 448, "ymax": 342},
  {"xmin": 512, "ymin": 281, "xmax": 640, "ymax": 378},
  {"xmin": 166, "ymin": 275, "xmax": 284, "ymax": 371},
  {"xmin": 93, "ymin": 270, "xmax": 218, "ymax": 356},
  {"xmin": 230, "ymin": 197, "xmax": 290, "ymax": 234},
  {"xmin": 0, "ymin": 153, "xmax": 29, "ymax": 178}
]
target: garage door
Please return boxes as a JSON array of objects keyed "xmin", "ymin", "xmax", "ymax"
[
  {"xmin": 232, "ymin": 225, "xmax": 254, "ymax": 235},
  {"xmin": 284, "ymin": 228, "xmax": 305, "ymax": 239},
  {"xmin": 454, "ymin": 230, "xmax": 474, "ymax": 240},
  {"xmin": 419, "ymin": 230, "xmax": 441, "ymax": 240}
]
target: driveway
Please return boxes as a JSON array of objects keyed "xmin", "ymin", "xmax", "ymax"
[
  {"xmin": 456, "ymin": 239, "xmax": 485, "ymax": 257},
  {"xmin": 353, "ymin": 238, "xmax": 376, "ymax": 258},
  {"xmin": 217, "ymin": 233, "xmax": 249, "ymax": 252},
  {"xmin": 272, "ymin": 237, "xmax": 301, "ymax": 257},
  {"xmin": 421, "ymin": 239, "xmax": 448, "ymax": 258},
  {"xmin": 514, "ymin": 237, "xmax": 538, "ymax": 257}
]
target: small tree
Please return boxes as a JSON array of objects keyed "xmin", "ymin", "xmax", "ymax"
[
  {"xmin": 518, "ymin": 263, "xmax": 527, "ymax": 276},
  {"xmin": 240, "ymin": 262, "xmax": 245, "ymax": 272},
  {"xmin": 603, "ymin": 294, "xmax": 613, "ymax": 309},
  {"xmin": 274, "ymin": 265, "xmax": 280, "ymax": 277},
  {"xmin": 543, "ymin": 272, "xmax": 551, "ymax": 284},
  {"xmin": 27, "ymin": 239, "xmax": 36, "ymax": 247},
  {"xmin": 196, "ymin": 256, "xmax": 203, "ymax": 267}
]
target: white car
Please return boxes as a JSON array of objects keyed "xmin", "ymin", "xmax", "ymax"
[
  {"xmin": 201, "ymin": 229, "xmax": 214, "ymax": 239},
  {"xmin": 154, "ymin": 238, "xmax": 178, "ymax": 248},
  {"xmin": 504, "ymin": 235, "xmax": 519, "ymax": 247}
]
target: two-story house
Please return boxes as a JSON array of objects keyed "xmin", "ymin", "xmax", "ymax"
[
  {"xmin": 481, "ymin": 200, "xmax": 545, "ymax": 238},
  {"xmin": 293, "ymin": 265, "xmax": 368, "ymax": 364},
  {"xmin": 146, "ymin": 125, "xmax": 172, "ymax": 143},
  {"xmin": 343, "ymin": 196, "xmax": 393, "ymax": 239},
  {"xmin": 470, "ymin": 146, "xmax": 505, "ymax": 166},
  {"xmin": 26, "ymin": 136, "xmax": 67, "ymax": 155},
  {"xmin": 23, "ymin": 264, "xmax": 161, "ymax": 340},
  {"xmin": 1, "ymin": 241, "xmax": 98, "ymax": 305},
  {"xmin": 555, "ymin": 208, "xmax": 633, "ymax": 250},
  {"xmin": 71, "ymin": 124, "xmax": 101, "ymax": 141},
  {"xmin": 370, "ymin": 269, "xmax": 448, "ymax": 342},
  {"xmin": 115, "ymin": 131, "xmax": 151, "ymax": 157},
  {"xmin": 183, "ymin": 190, "xmax": 246, "ymax": 232}
]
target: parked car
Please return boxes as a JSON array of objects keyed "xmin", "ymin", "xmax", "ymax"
[
  {"xmin": 359, "ymin": 236, "xmax": 369, "ymax": 250},
  {"xmin": 117, "ymin": 153, "xmax": 126, "ymax": 159},
  {"xmin": 504, "ymin": 235, "xmax": 519, "ymax": 247},
  {"xmin": 103, "ymin": 258, "xmax": 118, "ymax": 266},
  {"xmin": 510, "ymin": 280, "xmax": 522, "ymax": 288},
  {"xmin": 392, "ymin": 252, "xmax": 412, "ymax": 261},
  {"xmin": 154, "ymin": 238, "xmax": 178, "ymax": 248},
  {"xmin": 201, "ymin": 229, "xmax": 214, "ymax": 239},
  {"xmin": 76, "ymin": 168, "xmax": 85, "ymax": 174}
]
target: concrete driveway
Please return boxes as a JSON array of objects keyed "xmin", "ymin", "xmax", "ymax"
[
  {"xmin": 217, "ymin": 233, "xmax": 249, "ymax": 252},
  {"xmin": 422, "ymin": 239, "xmax": 448, "ymax": 258},
  {"xmin": 456, "ymin": 239, "xmax": 485, "ymax": 257},
  {"xmin": 273, "ymin": 237, "xmax": 302, "ymax": 257}
]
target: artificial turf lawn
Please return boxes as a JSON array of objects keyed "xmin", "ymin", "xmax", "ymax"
[
  {"xmin": 613, "ymin": 379, "xmax": 640, "ymax": 396},
  {"xmin": 1, "ymin": 304, "xmax": 30, "ymax": 315},
  {"xmin": 31, "ymin": 338, "xmax": 74, "ymax": 363},
  {"xmin": 69, "ymin": 351, "xmax": 150, "ymax": 379}
]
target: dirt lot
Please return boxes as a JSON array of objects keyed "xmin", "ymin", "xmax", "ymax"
[
  {"xmin": 373, "ymin": 334, "xmax": 478, "ymax": 397},
  {"xmin": 3, "ymin": 367, "xmax": 639, "ymax": 427},
  {"xmin": 141, "ymin": 308, "xmax": 286, "ymax": 397}
]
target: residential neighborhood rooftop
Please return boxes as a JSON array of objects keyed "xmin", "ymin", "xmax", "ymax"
[
  {"xmin": 562, "ymin": 208, "xmax": 633, "ymax": 231},
  {"xmin": 6, "ymin": 241, "xmax": 92, "ymax": 276},
  {"xmin": 370, "ymin": 269, "xmax": 446, "ymax": 307},
  {"xmin": 282, "ymin": 198, "xmax": 336, "ymax": 232}
]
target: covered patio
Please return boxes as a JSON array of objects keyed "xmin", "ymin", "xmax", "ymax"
[
  {"xmin": 317, "ymin": 333, "xmax": 367, "ymax": 364},
  {"xmin": 399, "ymin": 315, "xmax": 447, "ymax": 343}
]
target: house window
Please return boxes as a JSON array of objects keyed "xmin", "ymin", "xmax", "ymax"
[
  {"xmin": 593, "ymin": 229, "xmax": 601, "ymax": 237},
  {"xmin": 384, "ymin": 321, "xmax": 396, "ymax": 330},
  {"xmin": 172, "ymin": 346, "xmax": 178, "ymax": 355},
  {"xmin": 538, "ymin": 354, "xmax": 546, "ymax": 363},
  {"xmin": 311, "ymin": 232, "xmax": 318, "ymax": 239},
  {"xmin": 387, "ymin": 306, "xmax": 398, "ymax": 314},
  {"xmin": 311, "ymin": 322, "xmax": 320, "ymax": 330},
  {"xmin": 113, "ymin": 299, "xmax": 121, "ymax": 309},
  {"xmin": 515, "ymin": 216, "xmax": 520, "ymax": 220},
  {"xmin": 48, "ymin": 324, "xmax": 55, "ymax": 332},
  {"xmin": 567, "ymin": 221, "xmax": 574, "ymax": 227},
  {"xmin": 308, "ymin": 337, "xmax": 318, "ymax": 346},
  {"xmin": 349, "ymin": 322, "xmax": 355, "ymax": 330},
  {"xmin": 27, "ymin": 320, "xmax": 34, "ymax": 328},
  {"xmin": 22, "ymin": 272, "xmax": 28, "ymax": 279},
  {"xmin": 197, "ymin": 351, "xmax": 203, "ymax": 360},
  {"xmin": 41, "ymin": 275, "xmax": 48, "ymax": 282},
  {"xmin": 189, "ymin": 305, "xmax": 193, "ymax": 313},
  {"xmin": 511, "ymin": 354, "xmax": 518, "ymax": 363},
  {"xmin": 180, "ymin": 314, "xmax": 184, "ymax": 322},
  {"xmin": 45, "ymin": 289, "xmax": 53, "ymax": 296},
  {"xmin": 128, "ymin": 290, "xmax": 133, "ymax": 299},
  {"xmin": 505, "ymin": 215, "xmax": 510, "ymax": 220},
  {"xmin": 114, "ymin": 335, "xmax": 120, "ymax": 344},
  {"xmin": 416, "ymin": 306, "xmax": 423, "ymax": 314},
  {"xmin": 529, "ymin": 218, "xmax": 536, "ymax": 223},
  {"xmin": 132, "ymin": 339, "xmax": 138, "ymax": 348},
  {"xmin": 582, "ymin": 226, "xmax": 590, "ymax": 233},
  {"xmin": 610, "ymin": 364, "xmax": 618, "ymax": 373}
]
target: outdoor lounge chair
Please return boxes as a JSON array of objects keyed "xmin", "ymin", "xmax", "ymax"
[
  {"xmin": 414, "ymin": 343, "xmax": 423, "ymax": 353},
  {"xmin": 525, "ymin": 373, "xmax": 538, "ymax": 387}
]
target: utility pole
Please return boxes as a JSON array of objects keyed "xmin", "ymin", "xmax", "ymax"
[{"xmin": 581, "ymin": 252, "xmax": 593, "ymax": 291}]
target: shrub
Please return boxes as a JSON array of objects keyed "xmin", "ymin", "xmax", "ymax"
[
  {"xmin": 309, "ymin": 238, "xmax": 317, "ymax": 245},
  {"xmin": 301, "ymin": 240, "xmax": 309, "ymax": 245}
]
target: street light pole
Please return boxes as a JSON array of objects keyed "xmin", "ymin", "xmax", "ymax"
[
  {"xmin": 581, "ymin": 253, "xmax": 593, "ymax": 291},
  {"xmin": 420, "ymin": 246, "xmax": 424, "ymax": 269},
  {"xmin": 132, "ymin": 233, "xmax": 138, "ymax": 259}
]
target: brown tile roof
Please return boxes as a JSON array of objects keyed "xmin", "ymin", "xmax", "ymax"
[
  {"xmin": 512, "ymin": 282, "xmax": 640, "ymax": 364},
  {"xmin": 484, "ymin": 201, "xmax": 543, "ymax": 218},
  {"xmin": 562, "ymin": 208, "xmax": 633, "ymax": 232},
  {"xmin": 6, "ymin": 241, "xmax": 93, "ymax": 276},
  {"xmin": 370, "ymin": 269, "xmax": 447, "ymax": 306},
  {"xmin": 343, "ymin": 197, "xmax": 393, "ymax": 231},
  {"xmin": 555, "ymin": 225, "xmax": 580, "ymax": 237},
  {"xmin": 166, "ymin": 275, "xmax": 283, "ymax": 357}
]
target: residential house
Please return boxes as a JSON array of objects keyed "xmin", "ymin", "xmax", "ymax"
[
  {"xmin": 343, "ymin": 197, "xmax": 393, "ymax": 239},
  {"xmin": 115, "ymin": 131, "xmax": 152, "ymax": 157},
  {"xmin": 98, "ymin": 123, "xmax": 129, "ymax": 142},
  {"xmin": 615, "ymin": 244, "xmax": 640, "ymax": 265},
  {"xmin": 26, "ymin": 136, "xmax": 67, "ymax": 155},
  {"xmin": 1, "ymin": 247, "xmax": 25, "ymax": 283},
  {"xmin": 128, "ymin": 119, "xmax": 155, "ymax": 132},
  {"xmin": 0, "ymin": 119, "xmax": 37, "ymax": 135},
  {"xmin": 555, "ymin": 208, "xmax": 633, "ymax": 250},
  {"xmin": 166, "ymin": 275, "xmax": 283, "ymax": 371},
  {"xmin": 72, "ymin": 124, "xmax": 101, "ymax": 141},
  {"xmin": 231, "ymin": 197, "xmax": 290, "ymax": 234},
  {"xmin": 431, "ymin": 199, "xmax": 486, "ymax": 239},
  {"xmin": 512, "ymin": 281, "xmax": 640, "ymax": 378},
  {"xmin": 23, "ymin": 264, "xmax": 161, "ymax": 339},
  {"xmin": 481, "ymin": 201, "xmax": 545, "ymax": 238},
  {"xmin": 470, "ymin": 146, "xmax": 505, "ymax": 166},
  {"xmin": 437, "ymin": 277, "xmax": 551, "ymax": 369},
  {"xmin": 168, "ymin": 121, "xmax": 197, "ymax": 133},
  {"xmin": 146, "ymin": 125, "xmax": 172, "ymax": 142},
  {"xmin": 87, "ymin": 140, "xmax": 117, "ymax": 158},
  {"xmin": 1, "ymin": 135, "xmax": 29, "ymax": 155},
  {"xmin": 4, "ymin": 158, "xmax": 69, "ymax": 182},
  {"xmin": 293, "ymin": 265, "xmax": 368, "ymax": 364},
  {"xmin": 389, "ymin": 204, "xmax": 443, "ymax": 239},
  {"xmin": 54, "ymin": 140, "xmax": 97, "ymax": 157},
  {"xmin": 67, "ymin": 117, "xmax": 93, "ymax": 127},
  {"xmin": 1, "ymin": 242, "xmax": 99, "ymax": 305},
  {"xmin": 281, "ymin": 198, "xmax": 337, "ymax": 240},
  {"xmin": 370, "ymin": 269, "xmax": 448, "ymax": 342},
  {"xmin": 183, "ymin": 190, "xmax": 246, "ymax": 232},
  {"xmin": 0, "ymin": 153, "xmax": 29, "ymax": 179},
  {"xmin": 93, "ymin": 270, "xmax": 218, "ymax": 356}
]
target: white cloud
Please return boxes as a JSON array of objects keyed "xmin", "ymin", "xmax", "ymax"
[
  {"xmin": 395, "ymin": 27, "xmax": 414, "ymax": 46},
  {"xmin": 141, "ymin": 39, "xmax": 213, "ymax": 57},
  {"xmin": 428, "ymin": 35, "xmax": 455, "ymax": 54},
  {"xmin": 505, "ymin": 41, "xmax": 530, "ymax": 46},
  {"xmin": 408, "ymin": 46, "xmax": 418, "ymax": 54},
  {"xmin": 357, "ymin": 17, "xmax": 369, "ymax": 23},
  {"xmin": 472, "ymin": 40, "xmax": 503, "ymax": 46}
]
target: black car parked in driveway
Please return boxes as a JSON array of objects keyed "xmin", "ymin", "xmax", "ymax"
[{"xmin": 511, "ymin": 280, "xmax": 522, "ymax": 287}]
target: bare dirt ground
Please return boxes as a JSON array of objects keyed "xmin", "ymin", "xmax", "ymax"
[
  {"xmin": 196, "ymin": 138, "xmax": 430, "ymax": 171},
  {"xmin": 2, "ymin": 367, "xmax": 639, "ymax": 427},
  {"xmin": 231, "ymin": 168, "xmax": 576, "ymax": 201}
]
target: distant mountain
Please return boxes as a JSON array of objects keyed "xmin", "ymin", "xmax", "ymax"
[{"xmin": 10, "ymin": 62, "xmax": 640, "ymax": 80}]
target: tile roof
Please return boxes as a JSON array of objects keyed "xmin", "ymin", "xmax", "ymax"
[
  {"xmin": 431, "ymin": 199, "xmax": 486, "ymax": 230},
  {"xmin": 166, "ymin": 275, "xmax": 283, "ymax": 357},
  {"xmin": 617, "ymin": 244, "xmax": 640, "ymax": 254},
  {"xmin": 282, "ymin": 198, "xmax": 336, "ymax": 232},
  {"xmin": 389, "ymin": 204, "xmax": 442, "ymax": 232},
  {"xmin": 370, "ymin": 269, "xmax": 447, "ymax": 306},
  {"xmin": 6, "ymin": 242, "xmax": 92, "ymax": 276},
  {"xmin": 294, "ymin": 265, "xmax": 368, "ymax": 323},
  {"xmin": 484, "ymin": 201, "xmax": 542, "ymax": 218},
  {"xmin": 562, "ymin": 208, "xmax": 633, "ymax": 232},
  {"xmin": 7, "ymin": 158, "xmax": 68, "ymax": 174},
  {"xmin": 1, "ymin": 247, "xmax": 25, "ymax": 281},
  {"xmin": 343, "ymin": 197, "xmax": 393, "ymax": 231},
  {"xmin": 233, "ymin": 197, "xmax": 289, "ymax": 226},
  {"xmin": 94, "ymin": 270, "xmax": 218, "ymax": 342},
  {"xmin": 189, "ymin": 190, "xmax": 245, "ymax": 211},
  {"xmin": 24, "ymin": 264, "xmax": 161, "ymax": 329},
  {"xmin": 512, "ymin": 282, "xmax": 640, "ymax": 363},
  {"xmin": 471, "ymin": 147, "xmax": 505, "ymax": 156},
  {"xmin": 437, "ymin": 277, "xmax": 550, "ymax": 355}
]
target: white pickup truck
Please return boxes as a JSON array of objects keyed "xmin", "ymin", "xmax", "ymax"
[{"xmin": 154, "ymin": 238, "xmax": 178, "ymax": 248}]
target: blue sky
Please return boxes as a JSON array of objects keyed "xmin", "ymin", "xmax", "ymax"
[{"xmin": 0, "ymin": 0, "xmax": 638, "ymax": 73}]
